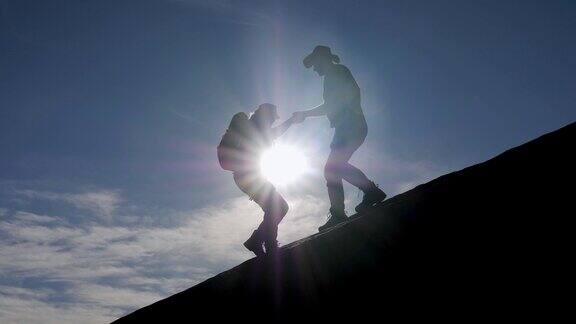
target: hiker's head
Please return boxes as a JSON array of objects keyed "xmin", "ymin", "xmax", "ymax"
[
  {"xmin": 303, "ymin": 45, "xmax": 340, "ymax": 76},
  {"xmin": 250, "ymin": 103, "xmax": 279, "ymax": 128}
]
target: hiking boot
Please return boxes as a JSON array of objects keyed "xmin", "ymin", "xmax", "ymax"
[
  {"xmin": 318, "ymin": 208, "xmax": 347, "ymax": 232},
  {"xmin": 264, "ymin": 239, "xmax": 279, "ymax": 255},
  {"xmin": 355, "ymin": 182, "xmax": 387, "ymax": 213},
  {"xmin": 243, "ymin": 230, "xmax": 265, "ymax": 257}
]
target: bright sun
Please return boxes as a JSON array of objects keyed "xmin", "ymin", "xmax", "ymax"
[{"xmin": 260, "ymin": 144, "xmax": 310, "ymax": 186}]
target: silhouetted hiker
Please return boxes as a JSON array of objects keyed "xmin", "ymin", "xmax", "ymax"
[
  {"xmin": 218, "ymin": 103, "xmax": 294, "ymax": 256},
  {"xmin": 293, "ymin": 45, "xmax": 387, "ymax": 231}
]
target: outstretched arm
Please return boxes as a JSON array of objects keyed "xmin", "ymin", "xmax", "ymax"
[
  {"xmin": 292, "ymin": 103, "xmax": 327, "ymax": 123},
  {"xmin": 270, "ymin": 116, "xmax": 295, "ymax": 139},
  {"xmin": 302, "ymin": 103, "xmax": 328, "ymax": 117}
]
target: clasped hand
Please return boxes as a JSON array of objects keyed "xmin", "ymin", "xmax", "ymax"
[{"xmin": 290, "ymin": 111, "xmax": 306, "ymax": 124}]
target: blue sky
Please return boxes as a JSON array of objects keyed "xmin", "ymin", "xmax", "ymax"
[{"xmin": 1, "ymin": 0, "xmax": 575, "ymax": 322}]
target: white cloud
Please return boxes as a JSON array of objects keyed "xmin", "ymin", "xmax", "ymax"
[
  {"xmin": 73, "ymin": 284, "xmax": 165, "ymax": 309},
  {"xmin": 0, "ymin": 193, "xmax": 329, "ymax": 323},
  {"xmin": 13, "ymin": 211, "xmax": 60, "ymax": 224},
  {"xmin": 0, "ymin": 285, "xmax": 52, "ymax": 300},
  {"xmin": 14, "ymin": 189, "xmax": 122, "ymax": 221},
  {"xmin": 0, "ymin": 292, "xmax": 117, "ymax": 324}
]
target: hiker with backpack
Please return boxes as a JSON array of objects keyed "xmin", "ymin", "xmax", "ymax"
[
  {"xmin": 218, "ymin": 103, "xmax": 295, "ymax": 256},
  {"xmin": 292, "ymin": 45, "xmax": 387, "ymax": 231}
]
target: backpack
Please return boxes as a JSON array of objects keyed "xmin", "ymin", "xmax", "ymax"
[{"xmin": 217, "ymin": 112, "xmax": 252, "ymax": 171}]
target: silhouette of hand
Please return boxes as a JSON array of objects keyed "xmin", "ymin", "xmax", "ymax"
[{"xmin": 292, "ymin": 112, "xmax": 306, "ymax": 124}]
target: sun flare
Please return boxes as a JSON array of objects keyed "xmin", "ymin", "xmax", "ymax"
[{"xmin": 260, "ymin": 144, "xmax": 310, "ymax": 186}]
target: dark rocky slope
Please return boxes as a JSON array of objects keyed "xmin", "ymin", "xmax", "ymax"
[{"xmin": 115, "ymin": 122, "xmax": 574, "ymax": 322}]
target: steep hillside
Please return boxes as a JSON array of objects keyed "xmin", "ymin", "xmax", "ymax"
[{"xmin": 115, "ymin": 122, "xmax": 574, "ymax": 322}]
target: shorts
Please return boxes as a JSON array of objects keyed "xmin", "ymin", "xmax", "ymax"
[{"xmin": 330, "ymin": 120, "xmax": 368, "ymax": 150}]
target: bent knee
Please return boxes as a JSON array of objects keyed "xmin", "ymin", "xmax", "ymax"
[{"xmin": 266, "ymin": 195, "xmax": 288, "ymax": 216}]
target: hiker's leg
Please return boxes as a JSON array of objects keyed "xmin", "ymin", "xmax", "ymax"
[
  {"xmin": 255, "ymin": 184, "xmax": 288, "ymax": 243},
  {"xmin": 319, "ymin": 149, "xmax": 349, "ymax": 231},
  {"xmin": 334, "ymin": 134, "xmax": 373, "ymax": 191},
  {"xmin": 337, "ymin": 142, "xmax": 385, "ymax": 211},
  {"xmin": 256, "ymin": 202, "xmax": 288, "ymax": 242},
  {"xmin": 335, "ymin": 140, "xmax": 387, "ymax": 212},
  {"xmin": 234, "ymin": 172, "xmax": 267, "ymax": 255},
  {"xmin": 324, "ymin": 149, "xmax": 347, "ymax": 212},
  {"xmin": 341, "ymin": 162, "xmax": 372, "ymax": 191}
]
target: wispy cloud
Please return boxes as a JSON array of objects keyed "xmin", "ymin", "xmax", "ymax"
[
  {"xmin": 0, "ymin": 190, "xmax": 328, "ymax": 322},
  {"xmin": 14, "ymin": 189, "xmax": 121, "ymax": 221},
  {"xmin": 12, "ymin": 211, "xmax": 60, "ymax": 224},
  {"xmin": 0, "ymin": 291, "xmax": 117, "ymax": 324}
]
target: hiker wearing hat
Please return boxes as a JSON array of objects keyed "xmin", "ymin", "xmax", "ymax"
[
  {"xmin": 222, "ymin": 103, "xmax": 295, "ymax": 256},
  {"xmin": 293, "ymin": 45, "xmax": 387, "ymax": 231}
]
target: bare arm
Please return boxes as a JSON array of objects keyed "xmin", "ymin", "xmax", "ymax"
[
  {"xmin": 302, "ymin": 103, "xmax": 328, "ymax": 117},
  {"xmin": 292, "ymin": 103, "xmax": 327, "ymax": 124},
  {"xmin": 270, "ymin": 117, "xmax": 294, "ymax": 139}
]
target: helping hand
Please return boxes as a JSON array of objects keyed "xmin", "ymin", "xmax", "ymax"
[{"xmin": 291, "ymin": 111, "xmax": 306, "ymax": 124}]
